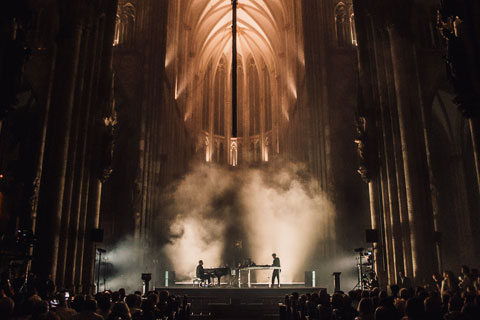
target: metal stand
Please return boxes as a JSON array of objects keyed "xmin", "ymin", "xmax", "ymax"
[
  {"xmin": 96, "ymin": 248, "xmax": 106, "ymax": 293},
  {"xmin": 353, "ymin": 248, "xmax": 365, "ymax": 290},
  {"xmin": 352, "ymin": 247, "xmax": 376, "ymax": 290}
]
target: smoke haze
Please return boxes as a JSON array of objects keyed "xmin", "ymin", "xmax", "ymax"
[
  {"xmin": 106, "ymin": 160, "xmax": 361, "ymax": 292},
  {"xmin": 162, "ymin": 160, "xmax": 335, "ymax": 282}
]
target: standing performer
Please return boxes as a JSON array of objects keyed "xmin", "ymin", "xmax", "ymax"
[{"xmin": 271, "ymin": 253, "xmax": 281, "ymax": 287}]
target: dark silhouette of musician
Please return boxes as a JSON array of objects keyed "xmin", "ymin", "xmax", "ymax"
[
  {"xmin": 196, "ymin": 260, "xmax": 211, "ymax": 284},
  {"xmin": 271, "ymin": 253, "xmax": 281, "ymax": 287}
]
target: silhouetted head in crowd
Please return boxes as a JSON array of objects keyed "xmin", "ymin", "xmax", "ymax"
[
  {"xmin": 378, "ymin": 290, "xmax": 387, "ymax": 300},
  {"xmin": 110, "ymin": 301, "xmax": 131, "ymax": 320},
  {"xmin": 405, "ymin": 297, "xmax": 425, "ymax": 319},
  {"xmin": 348, "ymin": 290, "xmax": 360, "ymax": 302},
  {"xmin": 374, "ymin": 306, "xmax": 393, "ymax": 320},
  {"xmin": 31, "ymin": 300, "xmax": 49, "ymax": 320},
  {"xmin": 53, "ymin": 293, "xmax": 64, "ymax": 308},
  {"xmin": 147, "ymin": 292, "xmax": 159, "ymax": 305},
  {"xmin": 158, "ymin": 290, "xmax": 169, "ymax": 303},
  {"xmin": 141, "ymin": 298, "xmax": 155, "ymax": 313},
  {"xmin": 71, "ymin": 295, "xmax": 85, "ymax": 312},
  {"xmin": 319, "ymin": 289, "xmax": 330, "ymax": 308},
  {"xmin": 390, "ymin": 284, "xmax": 400, "ymax": 297},
  {"xmin": 415, "ymin": 286, "xmax": 428, "ymax": 301},
  {"xmin": 0, "ymin": 296, "xmax": 14, "ymax": 318},
  {"xmin": 112, "ymin": 291, "xmax": 121, "ymax": 302},
  {"xmin": 97, "ymin": 293, "xmax": 112, "ymax": 313},
  {"xmin": 357, "ymin": 297, "xmax": 373, "ymax": 316},
  {"xmin": 83, "ymin": 298, "xmax": 98, "ymax": 313},
  {"xmin": 461, "ymin": 265, "xmax": 470, "ymax": 275},
  {"xmin": 424, "ymin": 296, "xmax": 441, "ymax": 315},
  {"xmin": 461, "ymin": 294, "xmax": 480, "ymax": 320},
  {"xmin": 317, "ymin": 304, "xmax": 330, "ymax": 319},
  {"xmin": 399, "ymin": 288, "xmax": 410, "ymax": 300},
  {"xmin": 331, "ymin": 292, "xmax": 343, "ymax": 309},
  {"xmin": 125, "ymin": 294, "xmax": 142, "ymax": 309},
  {"xmin": 449, "ymin": 295, "xmax": 464, "ymax": 312},
  {"xmin": 342, "ymin": 294, "xmax": 352, "ymax": 309}
]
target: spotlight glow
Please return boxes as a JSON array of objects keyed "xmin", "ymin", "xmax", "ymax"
[{"xmin": 165, "ymin": 216, "xmax": 225, "ymax": 279}]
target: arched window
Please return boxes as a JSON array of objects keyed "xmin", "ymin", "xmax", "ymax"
[
  {"xmin": 264, "ymin": 68, "xmax": 272, "ymax": 131},
  {"xmin": 264, "ymin": 137, "xmax": 270, "ymax": 162},
  {"xmin": 335, "ymin": 2, "xmax": 357, "ymax": 47},
  {"xmin": 214, "ymin": 58, "xmax": 226, "ymax": 135},
  {"xmin": 334, "ymin": 2, "xmax": 348, "ymax": 47},
  {"xmin": 124, "ymin": 2, "xmax": 136, "ymax": 47},
  {"xmin": 237, "ymin": 142, "xmax": 243, "ymax": 164},
  {"xmin": 202, "ymin": 65, "xmax": 211, "ymax": 131},
  {"xmin": 219, "ymin": 142, "xmax": 225, "ymax": 164},
  {"xmin": 349, "ymin": 9, "xmax": 357, "ymax": 46},
  {"xmin": 248, "ymin": 58, "xmax": 260, "ymax": 136},
  {"xmin": 255, "ymin": 142, "xmax": 261, "ymax": 163},
  {"xmin": 212, "ymin": 141, "xmax": 217, "ymax": 162},
  {"xmin": 237, "ymin": 58, "xmax": 244, "ymax": 137},
  {"xmin": 115, "ymin": 2, "xmax": 136, "ymax": 47}
]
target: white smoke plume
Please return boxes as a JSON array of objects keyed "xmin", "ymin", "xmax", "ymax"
[
  {"xmin": 161, "ymin": 160, "xmax": 336, "ymax": 283},
  {"xmin": 105, "ymin": 160, "xmax": 358, "ymax": 292}
]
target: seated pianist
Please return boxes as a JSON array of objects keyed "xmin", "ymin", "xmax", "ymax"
[{"xmin": 196, "ymin": 260, "xmax": 211, "ymax": 285}]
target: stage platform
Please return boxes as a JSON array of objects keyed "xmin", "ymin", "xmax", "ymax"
[{"xmin": 154, "ymin": 286, "xmax": 325, "ymax": 319}]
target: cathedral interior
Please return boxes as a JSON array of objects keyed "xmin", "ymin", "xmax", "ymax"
[{"xmin": 0, "ymin": 0, "xmax": 479, "ymax": 294}]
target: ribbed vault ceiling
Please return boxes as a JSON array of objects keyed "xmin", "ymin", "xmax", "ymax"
[{"xmin": 184, "ymin": 0, "xmax": 289, "ymax": 73}]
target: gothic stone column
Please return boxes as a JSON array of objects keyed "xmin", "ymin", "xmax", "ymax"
[{"xmin": 388, "ymin": 25, "xmax": 437, "ymax": 283}]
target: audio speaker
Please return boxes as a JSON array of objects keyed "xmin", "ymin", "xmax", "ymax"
[
  {"xmin": 90, "ymin": 228, "xmax": 104, "ymax": 242},
  {"xmin": 159, "ymin": 271, "xmax": 176, "ymax": 287},
  {"xmin": 365, "ymin": 229, "xmax": 379, "ymax": 243},
  {"xmin": 304, "ymin": 271, "xmax": 317, "ymax": 287}
]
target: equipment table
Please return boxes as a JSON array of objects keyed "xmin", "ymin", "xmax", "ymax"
[{"xmin": 238, "ymin": 266, "xmax": 281, "ymax": 288}]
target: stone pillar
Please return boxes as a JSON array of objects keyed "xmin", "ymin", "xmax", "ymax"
[
  {"xmin": 81, "ymin": 0, "xmax": 118, "ymax": 293},
  {"xmin": 56, "ymin": 23, "xmax": 92, "ymax": 289},
  {"xmin": 81, "ymin": 178, "xmax": 102, "ymax": 293},
  {"xmin": 352, "ymin": 0, "xmax": 387, "ymax": 286},
  {"xmin": 388, "ymin": 25, "xmax": 437, "ymax": 283},
  {"xmin": 382, "ymin": 38, "xmax": 414, "ymax": 279},
  {"xmin": 368, "ymin": 181, "xmax": 386, "ymax": 285},
  {"xmin": 34, "ymin": 10, "xmax": 83, "ymax": 281},
  {"xmin": 469, "ymin": 119, "xmax": 480, "ymax": 192},
  {"xmin": 371, "ymin": 27, "xmax": 405, "ymax": 284},
  {"xmin": 63, "ymin": 16, "xmax": 100, "ymax": 291},
  {"xmin": 464, "ymin": 0, "xmax": 480, "ymax": 192},
  {"xmin": 379, "ymin": 165, "xmax": 395, "ymax": 284},
  {"xmin": 68, "ymin": 14, "xmax": 105, "ymax": 292},
  {"xmin": 30, "ymin": 43, "xmax": 58, "ymax": 235}
]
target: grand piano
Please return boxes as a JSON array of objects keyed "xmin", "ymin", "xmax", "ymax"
[{"xmin": 203, "ymin": 267, "xmax": 230, "ymax": 285}]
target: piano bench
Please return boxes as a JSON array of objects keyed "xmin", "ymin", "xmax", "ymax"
[{"xmin": 193, "ymin": 278, "xmax": 205, "ymax": 287}]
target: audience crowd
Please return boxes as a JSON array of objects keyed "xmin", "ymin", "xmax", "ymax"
[
  {"xmin": 0, "ymin": 273, "xmax": 190, "ymax": 320},
  {"xmin": 1, "ymin": 265, "xmax": 479, "ymax": 320},
  {"xmin": 280, "ymin": 265, "xmax": 480, "ymax": 320}
]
